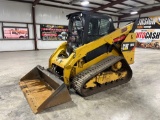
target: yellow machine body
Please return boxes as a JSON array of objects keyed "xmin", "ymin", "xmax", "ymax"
[
  {"xmin": 20, "ymin": 12, "xmax": 137, "ymax": 113},
  {"xmin": 49, "ymin": 23, "xmax": 136, "ymax": 86}
]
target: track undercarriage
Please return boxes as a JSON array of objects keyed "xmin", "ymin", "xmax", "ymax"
[{"xmin": 72, "ymin": 56, "xmax": 132, "ymax": 97}]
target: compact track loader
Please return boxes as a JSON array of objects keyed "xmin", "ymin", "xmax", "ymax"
[{"xmin": 20, "ymin": 12, "xmax": 138, "ymax": 113}]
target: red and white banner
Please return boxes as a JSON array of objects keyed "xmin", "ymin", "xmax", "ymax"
[
  {"xmin": 135, "ymin": 16, "xmax": 160, "ymax": 49},
  {"xmin": 135, "ymin": 29, "xmax": 160, "ymax": 42}
]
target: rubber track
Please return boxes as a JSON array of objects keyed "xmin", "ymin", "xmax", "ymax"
[{"xmin": 72, "ymin": 55, "xmax": 132, "ymax": 97}]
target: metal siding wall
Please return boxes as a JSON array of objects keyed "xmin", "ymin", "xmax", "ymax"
[
  {"xmin": 0, "ymin": 1, "xmax": 77, "ymax": 51},
  {"xmin": 0, "ymin": 40, "xmax": 35, "ymax": 51},
  {"xmin": 140, "ymin": 10, "xmax": 160, "ymax": 17},
  {"xmin": 111, "ymin": 16, "xmax": 118, "ymax": 28},
  {"xmin": 119, "ymin": 10, "xmax": 160, "ymax": 29},
  {"xmin": 35, "ymin": 5, "xmax": 77, "ymax": 49},
  {"xmin": 119, "ymin": 22, "xmax": 130, "ymax": 28},
  {"xmin": 0, "ymin": 23, "xmax": 2, "ymax": 39},
  {"xmin": 122, "ymin": 10, "xmax": 160, "ymax": 19},
  {"xmin": 36, "ymin": 5, "xmax": 73, "ymax": 25},
  {"xmin": 0, "ymin": 1, "xmax": 33, "ymax": 51},
  {"xmin": 0, "ymin": 1, "xmax": 120, "ymax": 51},
  {"xmin": 0, "ymin": 1, "xmax": 32, "ymax": 22}
]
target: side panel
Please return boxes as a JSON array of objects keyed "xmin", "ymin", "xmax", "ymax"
[{"xmin": 121, "ymin": 33, "xmax": 136, "ymax": 64}]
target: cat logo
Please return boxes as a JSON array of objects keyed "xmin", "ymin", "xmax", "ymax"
[
  {"xmin": 121, "ymin": 42, "xmax": 135, "ymax": 51},
  {"xmin": 122, "ymin": 44, "xmax": 129, "ymax": 50}
]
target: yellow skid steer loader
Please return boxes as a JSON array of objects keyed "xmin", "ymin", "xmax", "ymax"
[{"xmin": 19, "ymin": 12, "xmax": 138, "ymax": 113}]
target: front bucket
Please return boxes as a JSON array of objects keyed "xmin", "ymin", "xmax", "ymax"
[{"xmin": 19, "ymin": 65, "xmax": 71, "ymax": 114}]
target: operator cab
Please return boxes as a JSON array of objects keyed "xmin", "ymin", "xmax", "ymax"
[{"xmin": 66, "ymin": 12, "xmax": 115, "ymax": 55}]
